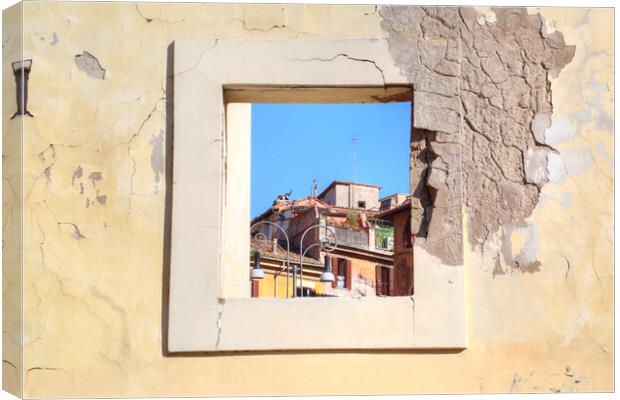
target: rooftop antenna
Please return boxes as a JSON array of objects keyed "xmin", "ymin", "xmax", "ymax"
[{"xmin": 352, "ymin": 134, "xmax": 358, "ymax": 182}]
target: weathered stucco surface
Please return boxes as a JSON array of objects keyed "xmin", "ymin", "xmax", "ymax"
[
  {"xmin": 2, "ymin": 3, "xmax": 24, "ymax": 396},
  {"xmin": 2, "ymin": 2, "xmax": 613, "ymax": 396}
]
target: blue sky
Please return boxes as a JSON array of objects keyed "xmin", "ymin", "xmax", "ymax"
[{"xmin": 251, "ymin": 102, "xmax": 412, "ymax": 217}]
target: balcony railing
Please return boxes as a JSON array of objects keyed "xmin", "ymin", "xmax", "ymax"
[{"xmin": 329, "ymin": 226, "xmax": 369, "ymax": 250}]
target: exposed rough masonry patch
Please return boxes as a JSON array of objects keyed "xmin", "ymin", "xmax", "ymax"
[{"xmin": 380, "ymin": 6, "xmax": 575, "ymax": 265}]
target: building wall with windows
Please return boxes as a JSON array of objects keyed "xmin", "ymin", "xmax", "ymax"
[
  {"xmin": 379, "ymin": 193, "xmax": 409, "ymax": 210},
  {"xmin": 390, "ymin": 209, "xmax": 413, "ymax": 296},
  {"xmin": 323, "ymin": 254, "xmax": 383, "ymax": 298},
  {"xmin": 2, "ymin": 2, "xmax": 613, "ymax": 397},
  {"xmin": 377, "ymin": 201, "xmax": 413, "ymax": 296},
  {"xmin": 320, "ymin": 181, "xmax": 381, "ymax": 210},
  {"xmin": 251, "ymin": 264, "xmax": 328, "ymax": 299}
]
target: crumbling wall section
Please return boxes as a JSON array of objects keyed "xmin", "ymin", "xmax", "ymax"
[{"xmin": 380, "ymin": 6, "xmax": 575, "ymax": 266}]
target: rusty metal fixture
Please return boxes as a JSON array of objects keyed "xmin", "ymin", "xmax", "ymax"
[{"xmin": 11, "ymin": 59, "xmax": 34, "ymax": 119}]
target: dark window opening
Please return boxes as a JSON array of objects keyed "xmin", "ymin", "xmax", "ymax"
[
  {"xmin": 404, "ymin": 219, "xmax": 412, "ymax": 249},
  {"xmin": 331, "ymin": 257, "xmax": 351, "ymax": 290},
  {"xmin": 337, "ymin": 258, "xmax": 347, "ymax": 288},
  {"xmin": 296, "ymin": 287, "xmax": 317, "ymax": 297},
  {"xmin": 375, "ymin": 265, "xmax": 392, "ymax": 296},
  {"xmin": 357, "ymin": 201, "xmax": 366, "ymax": 209}
]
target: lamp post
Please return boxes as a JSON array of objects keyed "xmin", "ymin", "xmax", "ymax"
[
  {"xmin": 320, "ymin": 255, "xmax": 335, "ymax": 283},
  {"xmin": 297, "ymin": 224, "xmax": 338, "ymax": 297},
  {"xmin": 250, "ymin": 221, "xmax": 338, "ymax": 298},
  {"xmin": 250, "ymin": 220, "xmax": 291, "ymax": 297}
]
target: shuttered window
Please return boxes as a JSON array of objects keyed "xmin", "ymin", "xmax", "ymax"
[
  {"xmin": 337, "ymin": 259, "xmax": 346, "ymax": 288},
  {"xmin": 375, "ymin": 265, "xmax": 392, "ymax": 296},
  {"xmin": 331, "ymin": 257, "xmax": 352, "ymax": 290}
]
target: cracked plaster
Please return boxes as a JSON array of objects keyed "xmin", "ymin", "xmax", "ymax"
[{"xmin": 1, "ymin": 2, "xmax": 613, "ymax": 397}]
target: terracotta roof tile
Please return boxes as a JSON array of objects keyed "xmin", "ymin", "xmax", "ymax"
[
  {"xmin": 375, "ymin": 198, "xmax": 412, "ymax": 219},
  {"xmin": 250, "ymin": 239, "xmax": 323, "ymax": 266}
]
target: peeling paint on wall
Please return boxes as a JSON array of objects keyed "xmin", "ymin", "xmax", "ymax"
[
  {"xmin": 149, "ymin": 130, "xmax": 164, "ymax": 191},
  {"xmin": 88, "ymin": 171, "xmax": 102, "ymax": 187},
  {"xmin": 500, "ymin": 221, "xmax": 541, "ymax": 273},
  {"xmin": 71, "ymin": 166, "xmax": 82, "ymax": 185},
  {"xmin": 74, "ymin": 51, "xmax": 106, "ymax": 79},
  {"xmin": 96, "ymin": 192, "xmax": 107, "ymax": 205}
]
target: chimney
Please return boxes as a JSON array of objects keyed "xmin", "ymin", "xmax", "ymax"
[{"xmin": 272, "ymin": 236, "xmax": 278, "ymax": 253}]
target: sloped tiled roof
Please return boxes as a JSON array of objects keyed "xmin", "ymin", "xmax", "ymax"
[
  {"xmin": 375, "ymin": 198, "xmax": 412, "ymax": 219},
  {"xmin": 252, "ymin": 195, "xmax": 381, "ymax": 225},
  {"xmin": 250, "ymin": 238, "xmax": 323, "ymax": 266}
]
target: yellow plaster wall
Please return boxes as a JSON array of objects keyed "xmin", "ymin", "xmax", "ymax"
[
  {"xmin": 255, "ymin": 271, "xmax": 326, "ymax": 298},
  {"xmin": 2, "ymin": 2, "xmax": 23, "ymax": 397},
  {"xmin": 324, "ymin": 256, "xmax": 380, "ymax": 297},
  {"xmin": 1, "ymin": 2, "xmax": 613, "ymax": 397}
]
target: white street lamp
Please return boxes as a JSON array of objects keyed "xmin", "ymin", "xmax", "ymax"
[
  {"xmin": 250, "ymin": 251, "xmax": 265, "ymax": 280},
  {"xmin": 320, "ymin": 255, "xmax": 335, "ymax": 283}
]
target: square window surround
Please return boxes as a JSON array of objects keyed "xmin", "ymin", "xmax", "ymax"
[{"xmin": 168, "ymin": 38, "xmax": 466, "ymax": 353}]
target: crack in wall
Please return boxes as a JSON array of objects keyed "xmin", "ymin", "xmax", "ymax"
[
  {"xmin": 127, "ymin": 99, "xmax": 165, "ymax": 214},
  {"xmin": 135, "ymin": 4, "xmax": 153, "ymax": 23},
  {"xmin": 135, "ymin": 4, "xmax": 189, "ymax": 25},
  {"xmin": 31, "ymin": 209, "xmax": 130, "ymax": 384},
  {"xmin": 284, "ymin": 54, "xmax": 387, "ymax": 87},
  {"xmin": 223, "ymin": 7, "xmax": 314, "ymax": 37},
  {"xmin": 172, "ymin": 40, "xmax": 219, "ymax": 80},
  {"xmin": 227, "ymin": 17, "xmax": 287, "ymax": 33},
  {"xmin": 26, "ymin": 366, "xmax": 60, "ymax": 373},
  {"xmin": 57, "ymin": 222, "xmax": 86, "ymax": 240},
  {"xmin": 563, "ymin": 256, "xmax": 571, "ymax": 281},
  {"xmin": 39, "ymin": 199, "xmax": 87, "ymax": 241}
]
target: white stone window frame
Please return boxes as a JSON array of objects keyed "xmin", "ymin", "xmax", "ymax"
[{"xmin": 168, "ymin": 38, "xmax": 466, "ymax": 353}]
